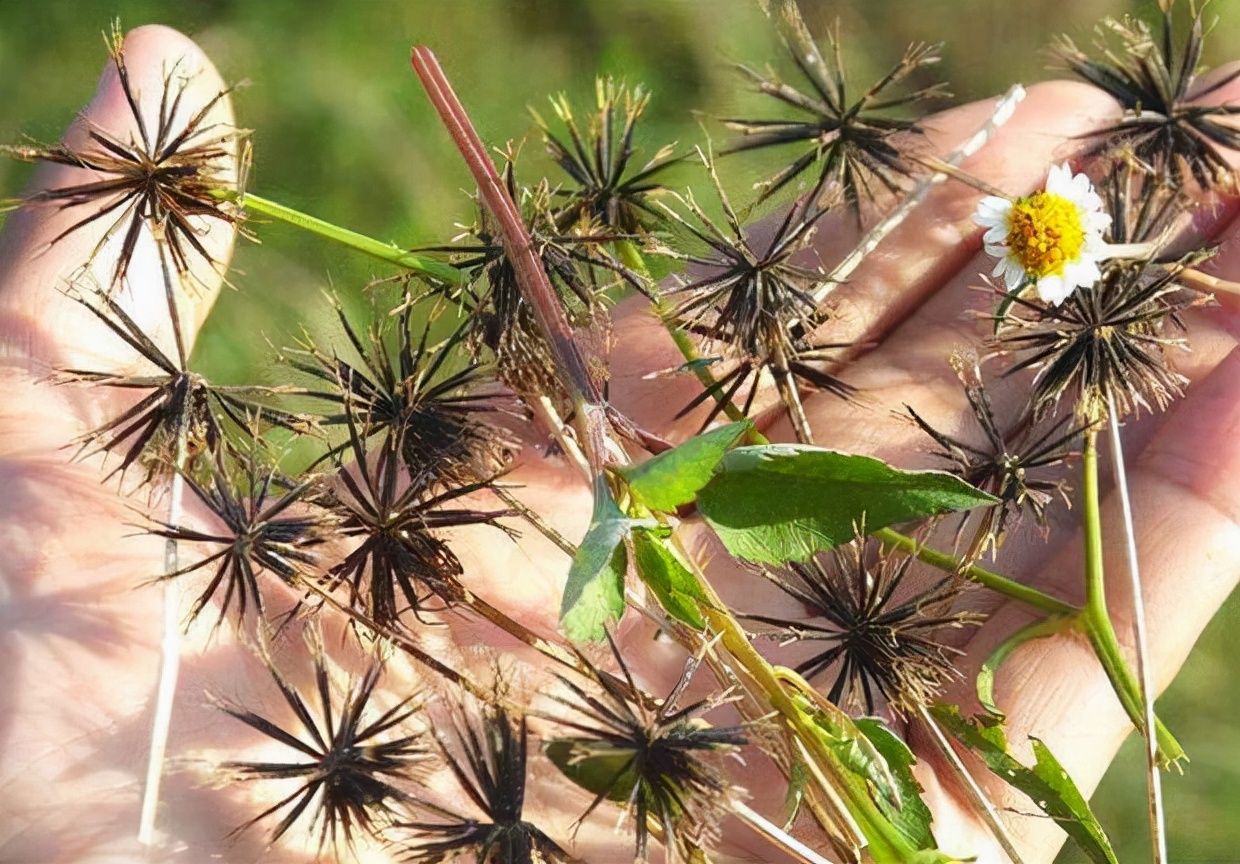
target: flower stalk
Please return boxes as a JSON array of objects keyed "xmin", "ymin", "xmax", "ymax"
[{"xmin": 1080, "ymin": 428, "xmax": 1183, "ymax": 767}]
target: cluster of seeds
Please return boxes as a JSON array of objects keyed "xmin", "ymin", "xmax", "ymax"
[{"xmin": 4, "ymin": 1, "xmax": 1238, "ymax": 861}]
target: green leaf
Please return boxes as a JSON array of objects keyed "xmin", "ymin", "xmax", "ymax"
[
  {"xmin": 856, "ymin": 718, "xmax": 937, "ymax": 852},
  {"xmin": 929, "ymin": 705, "xmax": 1118, "ymax": 864},
  {"xmin": 559, "ymin": 475, "xmax": 633, "ymax": 641},
  {"xmin": 697, "ymin": 446, "xmax": 997, "ymax": 564},
  {"xmin": 618, "ymin": 420, "xmax": 752, "ymax": 512},
  {"xmin": 631, "ymin": 529, "xmax": 707, "ymax": 629},
  {"xmin": 781, "ymin": 680, "xmax": 937, "ymax": 861},
  {"xmin": 993, "ymin": 278, "xmax": 1030, "ymax": 334},
  {"xmin": 543, "ymin": 739, "xmax": 638, "ymax": 801}
]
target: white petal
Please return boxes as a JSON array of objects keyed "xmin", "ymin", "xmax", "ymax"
[
  {"xmin": 1045, "ymin": 163, "xmax": 1072, "ymax": 194},
  {"xmin": 973, "ymin": 196, "xmax": 1012, "ymax": 225},
  {"xmin": 1003, "ymin": 258, "xmax": 1026, "ymax": 290},
  {"xmin": 1063, "ymin": 256, "xmax": 1101, "ymax": 288},
  {"xmin": 983, "ymin": 225, "xmax": 1009, "ymax": 245},
  {"xmin": 1036, "ymin": 274, "xmax": 1073, "ymax": 305}
]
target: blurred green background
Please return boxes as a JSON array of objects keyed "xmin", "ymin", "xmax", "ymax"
[{"xmin": 1, "ymin": 1, "xmax": 1236, "ymax": 860}]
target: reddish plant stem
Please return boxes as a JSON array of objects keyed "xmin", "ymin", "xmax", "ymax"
[{"xmin": 410, "ymin": 47, "xmax": 612, "ymax": 470}]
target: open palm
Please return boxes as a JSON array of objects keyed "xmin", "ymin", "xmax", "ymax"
[{"xmin": 1, "ymin": 26, "xmax": 1237, "ymax": 864}]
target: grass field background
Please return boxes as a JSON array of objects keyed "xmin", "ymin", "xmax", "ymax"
[{"xmin": 1, "ymin": 1, "xmax": 1236, "ymax": 860}]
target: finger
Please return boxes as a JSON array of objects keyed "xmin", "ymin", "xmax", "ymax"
[
  {"xmin": 917, "ymin": 343, "xmax": 1240, "ymax": 864},
  {"xmin": 772, "ymin": 69, "xmax": 1240, "ymax": 587},
  {"xmin": 607, "ymin": 80, "xmax": 1122, "ymax": 441},
  {"xmin": 0, "ymin": 24, "xmax": 239, "ymax": 377}
]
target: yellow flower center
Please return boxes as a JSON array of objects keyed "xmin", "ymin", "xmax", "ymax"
[{"xmin": 1005, "ymin": 192, "xmax": 1085, "ymax": 278}]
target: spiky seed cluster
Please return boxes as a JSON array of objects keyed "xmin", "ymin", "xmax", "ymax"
[
  {"xmin": 748, "ymin": 539, "xmax": 981, "ymax": 714},
  {"xmin": 321, "ymin": 403, "xmax": 511, "ymax": 629},
  {"xmin": 146, "ymin": 442, "xmax": 332, "ymax": 627},
  {"xmin": 399, "ymin": 703, "xmax": 576, "ymax": 863},
  {"xmin": 535, "ymin": 77, "xmax": 679, "ymax": 236},
  {"xmin": 431, "ymin": 160, "xmax": 642, "ymax": 405},
  {"xmin": 907, "ymin": 352, "xmax": 1082, "ymax": 558},
  {"xmin": 722, "ymin": 9, "xmax": 945, "ymax": 213},
  {"xmin": 662, "ymin": 153, "xmax": 852, "ymax": 429},
  {"xmin": 1100, "ymin": 159, "xmax": 1191, "ymax": 247},
  {"xmin": 544, "ymin": 635, "xmax": 747, "ymax": 863},
  {"xmin": 283, "ymin": 294, "xmax": 520, "ymax": 486},
  {"xmin": 1054, "ymin": 4, "xmax": 1240, "ymax": 190},
  {"xmin": 53, "ymin": 288, "xmax": 308, "ymax": 484},
  {"xmin": 217, "ymin": 647, "xmax": 429, "ymax": 855},
  {"xmin": 994, "ymin": 251, "xmax": 1211, "ymax": 421},
  {"xmin": 2, "ymin": 24, "xmax": 246, "ymax": 293}
]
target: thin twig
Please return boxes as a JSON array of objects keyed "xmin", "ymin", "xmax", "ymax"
[
  {"xmin": 1105, "ymin": 394, "xmax": 1166, "ymax": 864},
  {"xmin": 492, "ymin": 485, "xmax": 578, "ymax": 557},
  {"xmin": 529, "ymin": 394, "xmax": 590, "ymax": 481},
  {"xmin": 137, "ymin": 428, "xmax": 187, "ymax": 846},
  {"xmin": 808, "ymin": 84, "xmax": 1027, "ymax": 311},
  {"xmin": 916, "ymin": 704, "xmax": 1028, "ymax": 864},
  {"xmin": 733, "ymin": 800, "xmax": 841, "ymax": 864},
  {"xmin": 1180, "ymin": 267, "xmax": 1240, "ymax": 298}
]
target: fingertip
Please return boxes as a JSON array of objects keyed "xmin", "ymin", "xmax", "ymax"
[{"xmin": 0, "ymin": 24, "xmax": 238, "ymax": 376}]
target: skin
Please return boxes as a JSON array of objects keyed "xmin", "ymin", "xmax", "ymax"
[{"xmin": 1, "ymin": 24, "xmax": 1238, "ymax": 864}]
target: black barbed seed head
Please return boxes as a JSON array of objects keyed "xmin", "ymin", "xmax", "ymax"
[
  {"xmin": 422, "ymin": 156, "xmax": 644, "ymax": 406},
  {"xmin": 281, "ymin": 293, "xmax": 522, "ymax": 486},
  {"xmin": 721, "ymin": 4, "xmax": 945, "ymax": 216},
  {"xmin": 747, "ymin": 538, "xmax": 983, "ymax": 715},
  {"xmin": 216, "ymin": 642, "xmax": 431, "ymax": 855},
  {"xmin": 321, "ymin": 402, "xmax": 514, "ymax": 630},
  {"xmin": 906, "ymin": 351, "xmax": 1084, "ymax": 559},
  {"xmin": 1053, "ymin": 1, "xmax": 1240, "ymax": 192},
  {"xmin": 991, "ymin": 249, "xmax": 1212, "ymax": 423},
  {"xmin": 2, "ymin": 23, "xmax": 248, "ymax": 295},
  {"xmin": 52, "ymin": 286, "xmax": 311, "ymax": 485},
  {"xmin": 542, "ymin": 633, "xmax": 747, "ymax": 863},
  {"xmin": 144, "ymin": 439, "xmax": 333, "ymax": 629},
  {"xmin": 534, "ymin": 77, "xmax": 680, "ymax": 236},
  {"xmin": 661, "ymin": 151, "xmax": 854, "ymax": 430},
  {"xmin": 398, "ymin": 701, "xmax": 578, "ymax": 864}
]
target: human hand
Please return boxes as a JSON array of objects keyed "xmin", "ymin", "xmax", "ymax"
[{"xmin": 1, "ymin": 25, "xmax": 1237, "ymax": 864}]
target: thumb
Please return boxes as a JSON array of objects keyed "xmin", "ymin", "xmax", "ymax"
[{"xmin": 0, "ymin": 24, "xmax": 239, "ymax": 377}]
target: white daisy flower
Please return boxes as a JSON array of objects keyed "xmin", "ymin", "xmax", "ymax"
[{"xmin": 973, "ymin": 163, "xmax": 1113, "ymax": 306}]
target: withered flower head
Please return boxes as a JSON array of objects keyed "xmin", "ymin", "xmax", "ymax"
[
  {"xmin": 53, "ymin": 287, "xmax": 308, "ymax": 483},
  {"xmin": 544, "ymin": 633, "xmax": 747, "ymax": 863},
  {"xmin": 217, "ymin": 645, "xmax": 429, "ymax": 854},
  {"xmin": 1100, "ymin": 158, "xmax": 1193, "ymax": 247},
  {"xmin": 662, "ymin": 152, "xmax": 853, "ymax": 430},
  {"xmin": 534, "ymin": 77, "xmax": 679, "ymax": 235},
  {"xmin": 722, "ymin": 5, "xmax": 945, "ymax": 213},
  {"xmin": 908, "ymin": 352, "xmax": 1083, "ymax": 558},
  {"xmin": 747, "ymin": 539, "xmax": 981, "ymax": 714},
  {"xmin": 993, "ymin": 249, "xmax": 1211, "ymax": 422},
  {"xmin": 1054, "ymin": 3, "xmax": 1240, "ymax": 191},
  {"xmin": 146, "ymin": 440, "xmax": 332, "ymax": 628},
  {"xmin": 283, "ymin": 294, "xmax": 520, "ymax": 485},
  {"xmin": 322, "ymin": 403, "xmax": 512, "ymax": 629},
  {"xmin": 398, "ymin": 702, "xmax": 576, "ymax": 864},
  {"xmin": 3, "ymin": 24, "xmax": 246, "ymax": 293},
  {"xmin": 426, "ymin": 158, "xmax": 641, "ymax": 403}
]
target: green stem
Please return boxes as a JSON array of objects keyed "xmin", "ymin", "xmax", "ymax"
[
  {"xmin": 615, "ymin": 236, "xmax": 767, "ymax": 439},
  {"xmin": 977, "ymin": 614, "xmax": 1075, "ymax": 718},
  {"xmin": 1081, "ymin": 430, "xmax": 1184, "ymax": 767},
  {"xmin": 217, "ymin": 188, "xmax": 467, "ymax": 286},
  {"xmin": 873, "ymin": 527, "xmax": 1078, "ymax": 617},
  {"xmin": 685, "ymin": 551, "xmax": 912, "ymax": 863}
]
